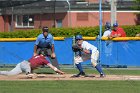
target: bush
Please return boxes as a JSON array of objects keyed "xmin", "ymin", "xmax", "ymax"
[{"xmin": 0, "ymin": 25, "xmax": 140, "ymax": 38}]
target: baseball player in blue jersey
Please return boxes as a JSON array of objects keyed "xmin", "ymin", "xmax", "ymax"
[
  {"xmin": 72, "ymin": 35, "xmax": 105, "ymax": 77},
  {"xmin": 33, "ymin": 26, "xmax": 60, "ymax": 69}
]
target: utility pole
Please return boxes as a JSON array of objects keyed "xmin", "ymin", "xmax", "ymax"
[
  {"xmin": 98, "ymin": 0, "xmax": 102, "ymax": 64},
  {"xmin": 111, "ymin": 0, "xmax": 117, "ymax": 26},
  {"xmin": 67, "ymin": 0, "xmax": 71, "ymax": 27},
  {"xmin": 11, "ymin": 7, "xmax": 14, "ymax": 31},
  {"xmin": 53, "ymin": 0, "xmax": 56, "ymax": 28}
]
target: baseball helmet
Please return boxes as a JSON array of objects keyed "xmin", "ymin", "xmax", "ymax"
[
  {"xmin": 75, "ymin": 35, "xmax": 83, "ymax": 40},
  {"xmin": 105, "ymin": 22, "xmax": 111, "ymax": 30},
  {"xmin": 113, "ymin": 22, "xmax": 118, "ymax": 27},
  {"xmin": 42, "ymin": 26, "xmax": 49, "ymax": 32}
]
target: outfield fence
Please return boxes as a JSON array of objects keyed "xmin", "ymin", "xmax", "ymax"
[{"xmin": 0, "ymin": 37, "xmax": 140, "ymax": 67}]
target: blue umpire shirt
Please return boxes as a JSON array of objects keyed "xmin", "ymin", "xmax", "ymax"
[{"xmin": 35, "ymin": 33, "xmax": 54, "ymax": 48}]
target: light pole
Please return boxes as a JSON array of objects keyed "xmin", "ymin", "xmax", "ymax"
[
  {"xmin": 53, "ymin": 0, "xmax": 56, "ymax": 28},
  {"xmin": 111, "ymin": 0, "xmax": 117, "ymax": 26},
  {"xmin": 98, "ymin": 0, "xmax": 102, "ymax": 64},
  {"xmin": 11, "ymin": 7, "xmax": 14, "ymax": 31},
  {"xmin": 67, "ymin": 0, "xmax": 71, "ymax": 27}
]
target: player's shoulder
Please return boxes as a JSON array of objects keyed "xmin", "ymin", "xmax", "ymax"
[
  {"xmin": 47, "ymin": 33, "xmax": 53, "ymax": 38},
  {"xmin": 118, "ymin": 27, "xmax": 124, "ymax": 30},
  {"xmin": 103, "ymin": 30, "xmax": 111, "ymax": 36},
  {"xmin": 37, "ymin": 33, "xmax": 44, "ymax": 38},
  {"xmin": 82, "ymin": 41, "xmax": 90, "ymax": 45}
]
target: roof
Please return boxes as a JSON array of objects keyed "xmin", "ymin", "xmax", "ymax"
[
  {"xmin": 0, "ymin": 0, "xmax": 139, "ymax": 15},
  {"xmin": 0, "ymin": 0, "xmax": 46, "ymax": 8}
]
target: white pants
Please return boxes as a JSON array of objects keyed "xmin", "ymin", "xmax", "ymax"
[
  {"xmin": 74, "ymin": 50, "xmax": 99, "ymax": 64},
  {"xmin": 0, "ymin": 60, "xmax": 31, "ymax": 76}
]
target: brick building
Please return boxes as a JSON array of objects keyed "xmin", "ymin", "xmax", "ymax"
[{"xmin": 0, "ymin": 0, "xmax": 139, "ymax": 32}]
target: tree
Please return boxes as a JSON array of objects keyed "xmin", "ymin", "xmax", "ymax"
[{"xmin": 135, "ymin": 0, "xmax": 140, "ymax": 10}]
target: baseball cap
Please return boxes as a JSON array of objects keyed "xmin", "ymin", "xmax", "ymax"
[
  {"xmin": 42, "ymin": 26, "xmax": 49, "ymax": 32},
  {"xmin": 113, "ymin": 22, "xmax": 118, "ymax": 27},
  {"xmin": 75, "ymin": 35, "xmax": 83, "ymax": 40}
]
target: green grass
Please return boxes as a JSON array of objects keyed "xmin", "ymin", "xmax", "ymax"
[
  {"xmin": 0, "ymin": 68, "xmax": 140, "ymax": 93},
  {"xmin": 1, "ymin": 67, "xmax": 140, "ymax": 75},
  {"xmin": 34, "ymin": 68, "xmax": 140, "ymax": 75},
  {"xmin": 0, "ymin": 80, "xmax": 140, "ymax": 93}
]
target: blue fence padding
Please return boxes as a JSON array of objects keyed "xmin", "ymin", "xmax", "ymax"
[
  {"xmin": 55, "ymin": 38, "xmax": 73, "ymax": 64},
  {"xmin": 101, "ymin": 40, "xmax": 140, "ymax": 66},
  {"xmin": 0, "ymin": 42, "xmax": 34, "ymax": 64},
  {"xmin": 0, "ymin": 38, "xmax": 140, "ymax": 66}
]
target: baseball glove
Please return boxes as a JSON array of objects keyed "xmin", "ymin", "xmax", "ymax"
[{"xmin": 72, "ymin": 45, "xmax": 82, "ymax": 52}]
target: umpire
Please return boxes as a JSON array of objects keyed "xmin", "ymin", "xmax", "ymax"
[{"xmin": 33, "ymin": 26, "xmax": 60, "ymax": 69}]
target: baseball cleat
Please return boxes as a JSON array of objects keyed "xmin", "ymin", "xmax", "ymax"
[
  {"xmin": 71, "ymin": 72, "xmax": 88, "ymax": 77},
  {"xmin": 100, "ymin": 74, "xmax": 105, "ymax": 78}
]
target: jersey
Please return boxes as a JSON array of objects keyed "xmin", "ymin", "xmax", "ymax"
[
  {"xmin": 81, "ymin": 41, "xmax": 97, "ymax": 54},
  {"xmin": 111, "ymin": 27, "xmax": 126, "ymax": 37},
  {"xmin": 29, "ymin": 55, "xmax": 50, "ymax": 69},
  {"xmin": 35, "ymin": 33, "xmax": 54, "ymax": 48},
  {"xmin": 74, "ymin": 41, "xmax": 98, "ymax": 64},
  {"xmin": 103, "ymin": 29, "xmax": 111, "ymax": 37}
]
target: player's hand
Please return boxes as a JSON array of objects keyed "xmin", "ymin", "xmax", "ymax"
[
  {"xmin": 27, "ymin": 73, "xmax": 37, "ymax": 79},
  {"xmin": 51, "ymin": 52, "xmax": 56, "ymax": 58},
  {"xmin": 56, "ymin": 71, "xmax": 65, "ymax": 75},
  {"xmin": 83, "ymin": 49, "xmax": 90, "ymax": 54}
]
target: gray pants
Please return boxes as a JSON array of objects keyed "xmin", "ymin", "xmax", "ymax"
[{"xmin": 0, "ymin": 60, "xmax": 31, "ymax": 76}]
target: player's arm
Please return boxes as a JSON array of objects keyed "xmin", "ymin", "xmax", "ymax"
[
  {"xmin": 47, "ymin": 63, "xmax": 65, "ymax": 74},
  {"xmin": 50, "ymin": 36, "xmax": 56, "ymax": 58},
  {"xmin": 34, "ymin": 45, "xmax": 38, "ymax": 56},
  {"xmin": 34, "ymin": 37, "xmax": 40, "ymax": 56},
  {"xmin": 109, "ymin": 32, "xmax": 117, "ymax": 39}
]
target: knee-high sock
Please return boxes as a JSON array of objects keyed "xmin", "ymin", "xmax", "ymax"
[
  {"xmin": 76, "ymin": 63, "xmax": 83, "ymax": 73},
  {"xmin": 95, "ymin": 64, "xmax": 104, "ymax": 74}
]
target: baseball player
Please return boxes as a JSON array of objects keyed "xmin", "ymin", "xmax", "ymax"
[
  {"xmin": 103, "ymin": 22, "xmax": 111, "ymax": 37},
  {"xmin": 102, "ymin": 22, "xmax": 112, "ymax": 46},
  {"xmin": 72, "ymin": 35, "xmax": 105, "ymax": 77},
  {"xmin": 109, "ymin": 22, "xmax": 126, "ymax": 38},
  {"xmin": 0, "ymin": 50, "xmax": 65, "ymax": 76},
  {"xmin": 34, "ymin": 26, "xmax": 60, "ymax": 69}
]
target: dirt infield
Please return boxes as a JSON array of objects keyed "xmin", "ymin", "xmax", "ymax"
[{"xmin": 0, "ymin": 74, "xmax": 140, "ymax": 81}]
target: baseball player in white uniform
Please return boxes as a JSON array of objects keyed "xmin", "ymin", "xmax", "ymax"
[
  {"xmin": 72, "ymin": 35, "xmax": 105, "ymax": 77},
  {"xmin": 103, "ymin": 22, "xmax": 111, "ymax": 37}
]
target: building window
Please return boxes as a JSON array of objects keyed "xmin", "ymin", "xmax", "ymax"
[
  {"xmin": 16, "ymin": 15, "xmax": 34, "ymax": 28},
  {"xmin": 56, "ymin": 19, "xmax": 62, "ymax": 28},
  {"xmin": 77, "ymin": 13, "xmax": 89, "ymax": 21}
]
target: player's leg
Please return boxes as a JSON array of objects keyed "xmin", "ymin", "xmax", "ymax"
[
  {"xmin": 91, "ymin": 50, "xmax": 105, "ymax": 77},
  {"xmin": 20, "ymin": 60, "xmax": 31, "ymax": 74},
  {"xmin": 72, "ymin": 56, "xmax": 87, "ymax": 77},
  {"xmin": 0, "ymin": 63, "xmax": 22, "ymax": 75}
]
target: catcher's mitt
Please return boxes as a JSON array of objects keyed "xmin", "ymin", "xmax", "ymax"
[{"xmin": 72, "ymin": 45, "xmax": 82, "ymax": 52}]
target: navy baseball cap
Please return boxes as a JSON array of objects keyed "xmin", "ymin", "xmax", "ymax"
[
  {"xmin": 105, "ymin": 22, "xmax": 111, "ymax": 29},
  {"xmin": 42, "ymin": 26, "xmax": 49, "ymax": 32},
  {"xmin": 113, "ymin": 23, "xmax": 118, "ymax": 27},
  {"xmin": 75, "ymin": 35, "xmax": 83, "ymax": 40}
]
